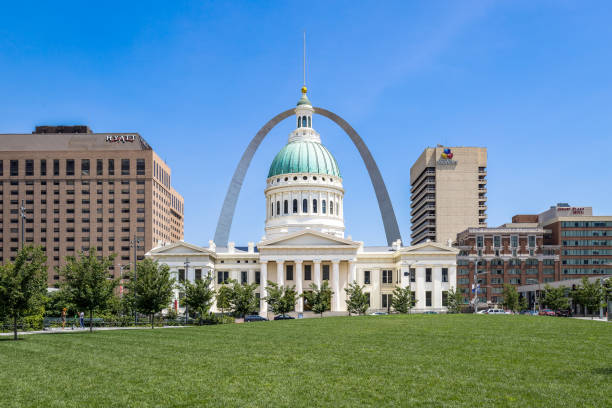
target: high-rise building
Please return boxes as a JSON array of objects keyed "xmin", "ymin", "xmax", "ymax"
[
  {"xmin": 514, "ymin": 203, "xmax": 612, "ymax": 279},
  {"xmin": 0, "ymin": 126, "xmax": 184, "ymax": 285},
  {"xmin": 410, "ymin": 146, "xmax": 487, "ymax": 245}
]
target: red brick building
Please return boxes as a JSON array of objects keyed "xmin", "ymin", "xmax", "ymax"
[{"xmin": 455, "ymin": 223, "xmax": 560, "ymax": 305}]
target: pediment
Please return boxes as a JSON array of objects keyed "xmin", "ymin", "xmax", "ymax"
[
  {"xmin": 148, "ymin": 241, "xmax": 213, "ymax": 256},
  {"xmin": 401, "ymin": 242, "xmax": 459, "ymax": 254},
  {"xmin": 260, "ymin": 230, "xmax": 359, "ymax": 247}
]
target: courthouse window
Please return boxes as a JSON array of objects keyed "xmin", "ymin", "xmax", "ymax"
[
  {"xmin": 442, "ymin": 268, "xmax": 448, "ymax": 282},
  {"xmin": 426, "ymin": 291, "xmax": 432, "ymax": 307},
  {"xmin": 382, "ymin": 270, "xmax": 392, "ymax": 284},
  {"xmin": 426, "ymin": 268, "xmax": 432, "ymax": 282},
  {"xmin": 286, "ymin": 265, "xmax": 294, "ymax": 281},
  {"xmin": 304, "ymin": 264, "xmax": 312, "ymax": 280},
  {"xmin": 322, "ymin": 264, "xmax": 330, "ymax": 281},
  {"xmin": 364, "ymin": 270, "xmax": 371, "ymax": 284}
]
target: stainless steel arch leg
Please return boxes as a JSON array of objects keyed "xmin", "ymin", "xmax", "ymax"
[{"xmin": 213, "ymin": 107, "xmax": 402, "ymax": 246}]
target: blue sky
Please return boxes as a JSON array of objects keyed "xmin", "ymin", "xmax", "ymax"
[{"xmin": 1, "ymin": 1, "xmax": 611, "ymax": 245}]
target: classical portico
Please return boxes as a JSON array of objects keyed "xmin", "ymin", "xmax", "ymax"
[{"xmin": 257, "ymin": 229, "xmax": 360, "ymax": 315}]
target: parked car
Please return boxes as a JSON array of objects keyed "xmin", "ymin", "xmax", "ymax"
[
  {"xmin": 244, "ymin": 315, "xmax": 268, "ymax": 322},
  {"xmin": 485, "ymin": 309, "xmax": 506, "ymax": 315},
  {"xmin": 476, "ymin": 309, "xmax": 488, "ymax": 314},
  {"xmin": 520, "ymin": 310, "xmax": 538, "ymax": 316},
  {"xmin": 538, "ymin": 309, "xmax": 555, "ymax": 316},
  {"xmin": 274, "ymin": 314, "xmax": 295, "ymax": 320},
  {"xmin": 555, "ymin": 309, "xmax": 571, "ymax": 317},
  {"xmin": 423, "ymin": 311, "xmax": 438, "ymax": 315},
  {"xmin": 369, "ymin": 311, "xmax": 388, "ymax": 315}
]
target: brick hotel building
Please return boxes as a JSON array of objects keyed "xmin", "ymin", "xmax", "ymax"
[{"xmin": 0, "ymin": 126, "xmax": 184, "ymax": 285}]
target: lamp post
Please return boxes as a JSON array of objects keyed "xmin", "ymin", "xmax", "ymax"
[
  {"xmin": 130, "ymin": 237, "xmax": 142, "ymax": 325},
  {"xmin": 184, "ymin": 257, "xmax": 190, "ymax": 325}
]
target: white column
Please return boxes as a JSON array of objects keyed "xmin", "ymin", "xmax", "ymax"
[
  {"xmin": 372, "ymin": 269, "xmax": 381, "ymax": 310},
  {"xmin": 277, "ymin": 260, "xmax": 284, "ymax": 286},
  {"xmin": 400, "ymin": 265, "xmax": 410, "ymax": 288},
  {"xmin": 248, "ymin": 269, "xmax": 254, "ymax": 284},
  {"xmin": 314, "ymin": 260, "xmax": 321, "ymax": 287},
  {"xmin": 260, "ymin": 262, "xmax": 268, "ymax": 318},
  {"xmin": 332, "ymin": 260, "xmax": 340, "ymax": 311},
  {"xmin": 295, "ymin": 260, "xmax": 303, "ymax": 312},
  {"xmin": 416, "ymin": 267, "xmax": 426, "ymax": 310},
  {"xmin": 349, "ymin": 260, "xmax": 356, "ymax": 284},
  {"xmin": 433, "ymin": 267, "xmax": 442, "ymax": 311}
]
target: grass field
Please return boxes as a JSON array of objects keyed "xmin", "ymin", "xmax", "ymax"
[{"xmin": 0, "ymin": 315, "xmax": 610, "ymax": 407}]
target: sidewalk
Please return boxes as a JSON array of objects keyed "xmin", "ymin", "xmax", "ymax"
[
  {"xmin": 570, "ymin": 316, "xmax": 609, "ymax": 322},
  {"xmin": 0, "ymin": 325, "xmax": 188, "ymax": 336}
]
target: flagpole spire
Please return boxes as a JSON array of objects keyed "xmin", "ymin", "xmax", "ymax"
[{"xmin": 303, "ymin": 31, "xmax": 306, "ymax": 87}]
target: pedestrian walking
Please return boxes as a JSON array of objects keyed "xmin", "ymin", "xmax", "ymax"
[
  {"xmin": 79, "ymin": 311, "xmax": 85, "ymax": 329},
  {"xmin": 61, "ymin": 308, "xmax": 67, "ymax": 330}
]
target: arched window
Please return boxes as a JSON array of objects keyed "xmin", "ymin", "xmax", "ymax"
[
  {"xmin": 302, "ymin": 198, "xmax": 308, "ymax": 213},
  {"xmin": 284, "ymin": 200, "xmax": 288, "ymax": 214},
  {"xmin": 330, "ymin": 201, "xmax": 334, "ymax": 215},
  {"xmin": 308, "ymin": 116, "xmax": 311, "ymax": 127},
  {"xmin": 292, "ymin": 199, "xmax": 298, "ymax": 213},
  {"xmin": 276, "ymin": 201, "xmax": 280, "ymax": 215},
  {"xmin": 302, "ymin": 116, "xmax": 307, "ymax": 127},
  {"xmin": 313, "ymin": 199, "xmax": 318, "ymax": 213},
  {"xmin": 322, "ymin": 200, "xmax": 326, "ymax": 214},
  {"xmin": 298, "ymin": 116, "xmax": 301, "ymax": 128}
]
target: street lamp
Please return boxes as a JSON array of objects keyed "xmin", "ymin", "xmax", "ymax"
[
  {"xmin": 130, "ymin": 237, "xmax": 142, "ymax": 325},
  {"xmin": 184, "ymin": 257, "xmax": 190, "ymax": 325}
]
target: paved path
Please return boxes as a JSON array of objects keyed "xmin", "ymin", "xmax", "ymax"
[
  {"xmin": 571, "ymin": 316, "xmax": 609, "ymax": 322},
  {"xmin": 0, "ymin": 325, "xmax": 188, "ymax": 336}
]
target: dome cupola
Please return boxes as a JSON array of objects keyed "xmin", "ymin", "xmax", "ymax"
[{"xmin": 264, "ymin": 88, "xmax": 345, "ymax": 240}]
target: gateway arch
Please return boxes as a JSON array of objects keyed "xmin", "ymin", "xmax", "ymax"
[{"xmin": 214, "ymin": 107, "xmax": 402, "ymax": 246}]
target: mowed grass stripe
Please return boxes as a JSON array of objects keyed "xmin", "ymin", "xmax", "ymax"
[{"xmin": 0, "ymin": 315, "xmax": 610, "ymax": 407}]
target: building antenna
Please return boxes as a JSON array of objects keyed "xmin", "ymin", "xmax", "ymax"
[{"xmin": 303, "ymin": 31, "xmax": 306, "ymax": 87}]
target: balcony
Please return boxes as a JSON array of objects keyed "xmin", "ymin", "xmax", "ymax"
[
  {"xmin": 410, "ymin": 193, "xmax": 435, "ymax": 209},
  {"xmin": 410, "ymin": 176, "xmax": 435, "ymax": 195},
  {"xmin": 410, "ymin": 186, "xmax": 436, "ymax": 205},
  {"xmin": 411, "ymin": 204, "xmax": 436, "ymax": 218}
]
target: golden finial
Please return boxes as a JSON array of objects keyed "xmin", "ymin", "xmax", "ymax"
[{"xmin": 301, "ymin": 86, "xmax": 307, "ymax": 94}]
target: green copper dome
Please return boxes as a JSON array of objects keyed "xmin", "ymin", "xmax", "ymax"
[{"xmin": 268, "ymin": 140, "xmax": 341, "ymax": 178}]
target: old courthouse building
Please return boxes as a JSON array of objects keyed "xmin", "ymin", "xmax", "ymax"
[
  {"xmin": 149, "ymin": 88, "xmax": 459, "ymax": 315},
  {"xmin": 0, "ymin": 126, "xmax": 184, "ymax": 284}
]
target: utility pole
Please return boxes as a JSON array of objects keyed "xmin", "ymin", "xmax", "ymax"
[
  {"xmin": 131, "ymin": 236, "xmax": 142, "ymax": 325},
  {"xmin": 184, "ymin": 257, "xmax": 190, "ymax": 324},
  {"xmin": 20, "ymin": 200, "xmax": 26, "ymax": 249}
]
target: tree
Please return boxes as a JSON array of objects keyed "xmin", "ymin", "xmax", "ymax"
[
  {"xmin": 344, "ymin": 283, "xmax": 368, "ymax": 316},
  {"xmin": 227, "ymin": 280, "xmax": 259, "ymax": 318},
  {"xmin": 184, "ymin": 274, "xmax": 215, "ymax": 325},
  {"xmin": 540, "ymin": 285, "xmax": 569, "ymax": 311},
  {"xmin": 575, "ymin": 277, "xmax": 604, "ymax": 318},
  {"xmin": 216, "ymin": 284, "xmax": 232, "ymax": 316},
  {"xmin": 264, "ymin": 281, "xmax": 297, "ymax": 316},
  {"xmin": 126, "ymin": 259, "xmax": 175, "ymax": 329},
  {"xmin": 391, "ymin": 286, "xmax": 415, "ymax": 314},
  {"xmin": 446, "ymin": 287, "xmax": 463, "ymax": 314},
  {"xmin": 502, "ymin": 284, "xmax": 520, "ymax": 312},
  {"xmin": 518, "ymin": 295, "xmax": 529, "ymax": 312},
  {"xmin": 301, "ymin": 282, "xmax": 333, "ymax": 317},
  {"xmin": 61, "ymin": 248, "xmax": 118, "ymax": 332},
  {"xmin": 0, "ymin": 246, "xmax": 47, "ymax": 340}
]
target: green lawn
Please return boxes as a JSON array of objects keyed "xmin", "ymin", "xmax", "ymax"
[{"xmin": 1, "ymin": 315, "xmax": 610, "ymax": 407}]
